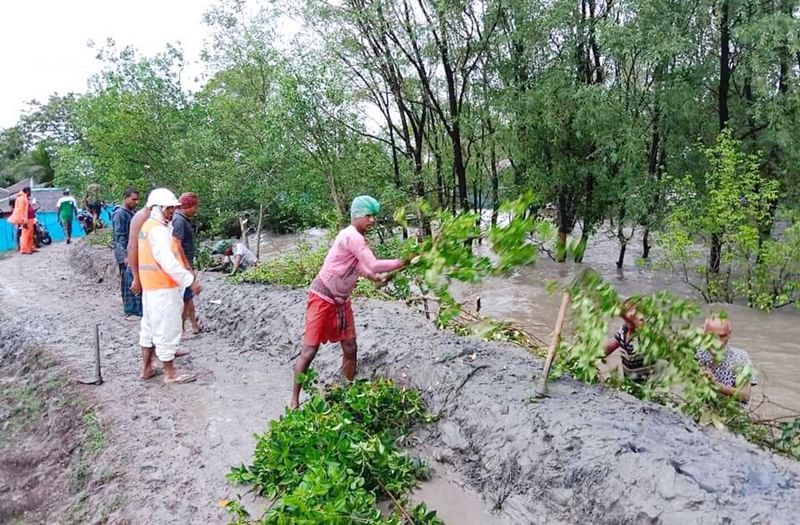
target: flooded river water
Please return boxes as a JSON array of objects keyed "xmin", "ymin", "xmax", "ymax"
[
  {"xmin": 253, "ymin": 225, "xmax": 800, "ymax": 417},
  {"xmin": 251, "ymin": 227, "xmax": 800, "ymax": 419},
  {"xmin": 242, "ymin": 227, "xmax": 800, "ymax": 524},
  {"xmin": 452, "ymin": 230, "xmax": 800, "ymax": 420}
]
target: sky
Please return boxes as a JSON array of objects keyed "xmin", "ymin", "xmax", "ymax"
[{"xmin": 0, "ymin": 0, "xmax": 219, "ymax": 129}]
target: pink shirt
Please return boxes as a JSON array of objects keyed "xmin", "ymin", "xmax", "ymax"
[{"xmin": 316, "ymin": 225, "xmax": 403, "ymax": 300}]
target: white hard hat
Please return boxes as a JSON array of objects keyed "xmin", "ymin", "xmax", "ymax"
[{"xmin": 145, "ymin": 188, "xmax": 181, "ymax": 208}]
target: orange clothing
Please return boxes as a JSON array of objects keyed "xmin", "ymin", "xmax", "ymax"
[
  {"xmin": 138, "ymin": 219, "xmax": 185, "ymax": 290},
  {"xmin": 8, "ymin": 191, "xmax": 28, "ymax": 226},
  {"xmin": 19, "ymin": 222, "xmax": 34, "ymax": 254},
  {"xmin": 303, "ymin": 292, "xmax": 356, "ymax": 346}
]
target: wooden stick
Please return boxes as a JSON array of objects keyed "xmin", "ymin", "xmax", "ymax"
[{"xmin": 535, "ymin": 291, "xmax": 571, "ymax": 397}]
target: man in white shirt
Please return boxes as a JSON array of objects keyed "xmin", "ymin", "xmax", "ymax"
[
  {"xmin": 212, "ymin": 239, "xmax": 259, "ymax": 275},
  {"xmin": 138, "ymin": 188, "xmax": 202, "ymax": 384}
]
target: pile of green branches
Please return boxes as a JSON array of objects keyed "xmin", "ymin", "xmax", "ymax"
[{"xmin": 224, "ymin": 373, "xmax": 443, "ymax": 524}]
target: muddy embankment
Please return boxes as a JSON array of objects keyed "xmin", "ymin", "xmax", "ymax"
[
  {"xmin": 0, "ymin": 322, "xmax": 112, "ymax": 523},
  {"xmin": 194, "ymin": 265, "xmax": 800, "ymax": 523},
  {"xmin": 25, "ymin": 242, "xmax": 800, "ymax": 524}
]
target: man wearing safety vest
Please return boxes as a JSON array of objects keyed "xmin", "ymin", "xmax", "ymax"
[{"xmin": 138, "ymin": 188, "xmax": 202, "ymax": 384}]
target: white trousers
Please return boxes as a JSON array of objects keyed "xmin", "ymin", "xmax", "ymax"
[{"xmin": 139, "ymin": 287, "xmax": 184, "ymax": 361}]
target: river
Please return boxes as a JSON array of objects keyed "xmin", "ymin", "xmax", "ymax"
[{"xmin": 250, "ymin": 226, "xmax": 800, "ymax": 421}]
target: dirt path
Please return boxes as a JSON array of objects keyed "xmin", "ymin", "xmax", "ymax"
[
  {"xmin": 0, "ymin": 242, "xmax": 291, "ymax": 523},
  {"xmin": 2, "ymin": 241, "xmax": 800, "ymax": 524}
]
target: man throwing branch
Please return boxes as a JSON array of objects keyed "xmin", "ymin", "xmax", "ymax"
[
  {"xmin": 290, "ymin": 195, "xmax": 411, "ymax": 409},
  {"xmin": 138, "ymin": 188, "xmax": 201, "ymax": 384}
]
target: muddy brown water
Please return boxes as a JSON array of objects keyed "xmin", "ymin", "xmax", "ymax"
[
  {"xmin": 257, "ymin": 227, "xmax": 800, "ymax": 420},
  {"xmin": 450, "ymin": 230, "xmax": 800, "ymax": 420},
  {"xmin": 3, "ymin": 237, "xmax": 799, "ymax": 524}
]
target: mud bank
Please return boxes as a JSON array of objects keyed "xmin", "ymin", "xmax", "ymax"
[
  {"xmin": 190, "ymin": 260, "xmax": 800, "ymax": 524},
  {"xmin": 8, "ymin": 241, "xmax": 798, "ymax": 524},
  {"xmin": 0, "ymin": 321, "xmax": 115, "ymax": 523}
]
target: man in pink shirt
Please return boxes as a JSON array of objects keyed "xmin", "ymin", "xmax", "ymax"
[{"xmin": 290, "ymin": 196, "xmax": 409, "ymax": 409}]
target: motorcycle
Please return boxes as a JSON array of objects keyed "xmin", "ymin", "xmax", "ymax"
[
  {"xmin": 78, "ymin": 209, "xmax": 105, "ymax": 234},
  {"xmin": 34, "ymin": 220, "xmax": 52, "ymax": 247}
]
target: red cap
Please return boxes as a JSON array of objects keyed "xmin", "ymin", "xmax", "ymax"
[{"xmin": 178, "ymin": 192, "xmax": 199, "ymax": 208}]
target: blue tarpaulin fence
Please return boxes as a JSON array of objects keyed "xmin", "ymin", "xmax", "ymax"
[{"xmin": 0, "ymin": 208, "xmax": 113, "ymax": 251}]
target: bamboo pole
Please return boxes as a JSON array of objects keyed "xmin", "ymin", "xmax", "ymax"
[
  {"xmin": 255, "ymin": 202, "xmax": 264, "ymax": 260},
  {"xmin": 535, "ymin": 291, "xmax": 571, "ymax": 397}
]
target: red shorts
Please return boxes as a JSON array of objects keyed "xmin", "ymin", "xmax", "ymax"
[{"xmin": 303, "ymin": 292, "xmax": 355, "ymax": 346}]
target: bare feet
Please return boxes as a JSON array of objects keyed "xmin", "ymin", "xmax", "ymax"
[
  {"xmin": 175, "ymin": 349, "xmax": 190, "ymax": 358},
  {"xmin": 288, "ymin": 399, "xmax": 299, "ymax": 410},
  {"xmin": 141, "ymin": 368, "xmax": 158, "ymax": 380},
  {"xmin": 164, "ymin": 373, "xmax": 197, "ymax": 384}
]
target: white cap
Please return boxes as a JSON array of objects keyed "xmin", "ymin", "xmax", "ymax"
[{"xmin": 145, "ymin": 188, "xmax": 181, "ymax": 208}]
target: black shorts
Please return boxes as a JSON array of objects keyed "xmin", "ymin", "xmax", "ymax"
[{"xmin": 183, "ymin": 287, "xmax": 194, "ymax": 301}]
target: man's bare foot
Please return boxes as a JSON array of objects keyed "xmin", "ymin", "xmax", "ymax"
[
  {"xmin": 175, "ymin": 349, "xmax": 190, "ymax": 358},
  {"xmin": 141, "ymin": 368, "xmax": 158, "ymax": 380},
  {"xmin": 191, "ymin": 324, "xmax": 202, "ymax": 335},
  {"xmin": 288, "ymin": 398, "xmax": 299, "ymax": 410},
  {"xmin": 164, "ymin": 373, "xmax": 197, "ymax": 384}
]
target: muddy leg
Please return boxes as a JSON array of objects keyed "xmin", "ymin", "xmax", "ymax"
[
  {"xmin": 184, "ymin": 298, "xmax": 200, "ymax": 333},
  {"xmin": 141, "ymin": 346, "xmax": 156, "ymax": 379},
  {"xmin": 341, "ymin": 338, "xmax": 357, "ymax": 382},
  {"xmin": 290, "ymin": 345, "xmax": 319, "ymax": 409}
]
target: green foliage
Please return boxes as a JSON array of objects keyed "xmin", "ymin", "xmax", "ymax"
[
  {"xmin": 226, "ymin": 377, "xmax": 441, "ymax": 524},
  {"xmin": 230, "ymin": 242, "xmax": 325, "ymax": 288},
  {"xmin": 84, "ymin": 229, "xmax": 113, "ymax": 248},
  {"xmin": 397, "ymin": 194, "xmax": 541, "ymax": 325},
  {"xmin": 660, "ymin": 131, "xmax": 788, "ymax": 308},
  {"xmin": 735, "ymin": 214, "xmax": 800, "ymax": 311},
  {"xmin": 557, "ymin": 270, "xmax": 799, "ymax": 460}
]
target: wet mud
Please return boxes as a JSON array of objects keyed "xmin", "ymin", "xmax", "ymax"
[{"xmin": 0, "ymin": 241, "xmax": 798, "ymax": 524}]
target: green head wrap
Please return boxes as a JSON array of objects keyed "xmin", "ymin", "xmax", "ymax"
[
  {"xmin": 350, "ymin": 195, "xmax": 381, "ymax": 220},
  {"xmin": 213, "ymin": 239, "xmax": 232, "ymax": 254}
]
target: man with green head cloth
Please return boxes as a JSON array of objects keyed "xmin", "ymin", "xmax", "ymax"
[{"xmin": 290, "ymin": 195, "xmax": 411, "ymax": 409}]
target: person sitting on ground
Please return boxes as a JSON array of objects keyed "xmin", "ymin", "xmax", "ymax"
[
  {"xmin": 289, "ymin": 195, "xmax": 414, "ymax": 410},
  {"xmin": 602, "ymin": 299, "xmax": 650, "ymax": 382},
  {"xmin": 56, "ymin": 189, "xmax": 78, "ymax": 244},
  {"xmin": 212, "ymin": 239, "xmax": 258, "ymax": 275},
  {"xmin": 138, "ymin": 188, "xmax": 201, "ymax": 384},
  {"xmin": 696, "ymin": 315, "xmax": 757, "ymax": 403}
]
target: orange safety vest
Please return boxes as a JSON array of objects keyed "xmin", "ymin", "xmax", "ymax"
[{"xmin": 138, "ymin": 218, "xmax": 187, "ymax": 290}]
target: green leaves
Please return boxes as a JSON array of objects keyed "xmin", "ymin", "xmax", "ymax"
[
  {"xmin": 226, "ymin": 378, "xmax": 441, "ymax": 524},
  {"xmin": 659, "ymin": 131, "xmax": 796, "ymax": 309},
  {"xmin": 556, "ymin": 269, "xmax": 798, "ymax": 461}
]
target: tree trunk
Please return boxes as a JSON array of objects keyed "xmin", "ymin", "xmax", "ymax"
[
  {"xmin": 616, "ymin": 241, "xmax": 627, "ymax": 269},
  {"xmin": 718, "ymin": 0, "xmax": 731, "ymax": 132},
  {"xmin": 435, "ymin": 150, "xmax": 445, "ymax": 209},
  {"xmin": 642, "ymin": 227, "xmax": 652, "ymax": 259},
  {"xmin": 325, "ymin": 168, "xmax": 345, "ymax": 226},
  {"xmin": 255, "ymin": 201, "xmax": 264, "ymax": 260},
  {"xmin": 490, "ymin": 139, "xmax": 499, "ymax": 226},
  {"xmin": 556, "ymin": 231, "xmax": 568, "ymax": 263},
  {"xmin": 709, "ymin": 232, "xmax": 722, "ymax": 274},
  {"xmin": 574, "ymin": 233, "xmax": 589, "ymax": 263}
]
